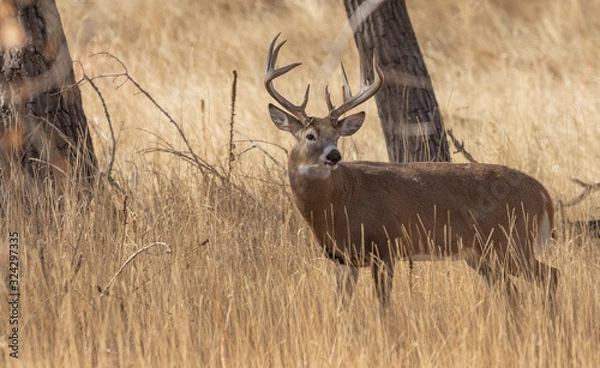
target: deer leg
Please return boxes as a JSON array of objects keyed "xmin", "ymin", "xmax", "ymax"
[
  {"xmin": 464, "ymin": 258, "xmax": 518, "ymax": 298},
  {"xmin": 371, "ymin": 258, "xmax": 394, "ymax": 308},
  {"xmin": 335, "ymin": 264, "xmax": 359, "ymax": 308},
  {"xmin": 514, "ymin": 259, "xmax": 559, "ymax": 302},
  {"xmin": 539, "ymin": 263, "xmax": 560, "ymax": 301}
]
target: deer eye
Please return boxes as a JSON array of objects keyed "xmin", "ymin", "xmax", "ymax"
[{"xmin": 306, "ymin": 133, "xmax": 316, "ymax": 141}]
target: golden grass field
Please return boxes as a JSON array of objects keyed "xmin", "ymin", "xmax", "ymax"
[{"xmin": 2, "ymin": 0, "xmax": 600, "ymax": 366}]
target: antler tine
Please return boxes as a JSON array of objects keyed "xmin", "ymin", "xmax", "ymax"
[
  {"xmin": 265, "ymin": 34, "xmax": 310, "ymax": 124},
  {"xmin": 330, "ymin": 50, "xmax": 384, "ymax": 120},
  {"xmin": 324, "ymin": 85, "xmax": 335, "ymax": 113},
  {"xmin": 340, "ymin": 62, "xmax": 353, "ymax": 102},
  {"xmin": 300, "ymin": 84, "xmax": 310, "ymax": 111}
]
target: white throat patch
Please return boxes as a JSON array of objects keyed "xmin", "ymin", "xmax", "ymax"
[{"xmin": 298, "ymin": 164, "xmax": 333, "ymax": 179}]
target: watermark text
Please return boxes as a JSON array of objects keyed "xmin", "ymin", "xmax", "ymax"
[{"xmin": 8, "ymin": 231, "xmax": 20, "ymax": 359}]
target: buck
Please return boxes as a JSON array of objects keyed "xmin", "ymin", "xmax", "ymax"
[{"xmin": 265, "ymin": 34, "xmax": 559, "ymax": 307}]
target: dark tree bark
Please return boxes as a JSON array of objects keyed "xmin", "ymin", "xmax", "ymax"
[
  {"xmin": 0, "ymin": 0, "xmax": 96, "ymax": 190},
  {"xmin": 343, "ymin": 0, "xmax": 450, "ymax": 163}
]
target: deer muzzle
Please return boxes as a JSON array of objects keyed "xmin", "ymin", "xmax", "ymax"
[{"xmin": 325, "ymin": 148, "xmax": 342, "ymax": 166}]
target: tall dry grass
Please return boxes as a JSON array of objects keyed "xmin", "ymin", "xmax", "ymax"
[{"xmin": 2, "ymin": 0, "xmax": 600, "ymax": 366}]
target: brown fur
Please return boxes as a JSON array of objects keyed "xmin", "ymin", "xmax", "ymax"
[
  {"xmin": 276, "ymin": 112, "xmax": 558, "ymax": 307},
  {"xmin": 265, "ymin": 35, "xmax": 558, "ymax": 307}
]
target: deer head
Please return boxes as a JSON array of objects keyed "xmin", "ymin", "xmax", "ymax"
[{"xmin": 264, "ymin": 34, "xmax": 383, "ymax": 178}]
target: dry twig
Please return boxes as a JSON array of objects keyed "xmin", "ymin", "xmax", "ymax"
[
  {"xmin": 233, "ymin": 129, "xmax": 287, "ymax": 174},
  {"xmin": 100, "ymin": 241, "xmax": 172, "ymax": 297},
  {"xmin": 559, "ymin": 179, "xmax": 600, "ymax": 208},
  {"xmin": 447, "ymin": 129, "xmax": 478, "ymax": 163},
  {"xmin": 77, "ymin": 64, "xmax": 127, "ymax": 195},
  {"xmin": 90, "ymin": 52, "xmax": 226, "ymax": 182},
  {"xmin": 228, "ymin": 70, "xmax": 237, "ymax": 181}
]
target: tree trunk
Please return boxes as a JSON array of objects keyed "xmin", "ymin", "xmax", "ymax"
[
  {"xmin": 0, "ymin": 0, "xmax": 96, "ymax": 190},
  {"xmin": 343, "ymin": 0, "xmax": 450, "ymax": 163}
]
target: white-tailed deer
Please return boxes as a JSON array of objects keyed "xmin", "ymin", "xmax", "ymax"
[{"xmin": 265, "ymin": 34, "xmax": 558, "ymax": 307}]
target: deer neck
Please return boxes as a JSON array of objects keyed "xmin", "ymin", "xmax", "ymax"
[{"xmin": 287, "ymin": 153, "xmax": 340, "ymax": 220}]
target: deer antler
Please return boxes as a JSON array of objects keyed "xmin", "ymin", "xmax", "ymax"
[
  {"xmin": 265, "ymin": 34, "xmax": 310, "ymax": 125},
  {"xmin": 327, "ymin": 50, "xmax": 384, "ymax": 120}
]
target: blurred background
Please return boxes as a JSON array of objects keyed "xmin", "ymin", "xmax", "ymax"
[
  {"xmin": 2, "ymin": 1, "xmax": 599, "ymax": 366},
  {"xmin": 59, "ymin": 0, "xmax": 600, "ymax": 198}
]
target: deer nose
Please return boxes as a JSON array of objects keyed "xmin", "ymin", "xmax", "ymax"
[{"xmin": 326, "ymin": 149, "xmax": 342, "ymax": 165}]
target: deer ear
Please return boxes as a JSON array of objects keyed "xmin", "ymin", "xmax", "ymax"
[
  {"xmin": 269, "ymin": 104, "xmax": 303, "ymax": 134},
  {"xmin": 338, "ymin": 112, "xmax": 365, "ymax": 136}
]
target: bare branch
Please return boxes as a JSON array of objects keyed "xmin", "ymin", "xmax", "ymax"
[
  {"xmin": 77, "ymin": 65, "xmax": 117, "ymax": 178},
  {"xmin": 560, "ymin": 179, "xmax": 600, "ymax": 208},
  {"xmin": 131, "ymin": 239, "xmax": 210, "ymax": 294},
  {"xmin": 447, "ymin": 129, "xmax": 478, "ymax": 163},
  {"xmin": 233, "ymin": 129, "xmax": 287, "ymax": 174},
  {"xmin": 140, "ymin": 148, "xmax": 207, "ymax": 170},
  {"xmin": 228, "ymin": 70, "xmax": 238, "ymax": 181},
  {"xmin": 90, "ymin": 53, "xmax": 225, "ymax": 182},
  {"xmin": 100, "ymin": 242, "xmax": 172, "ymax": 297}
]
